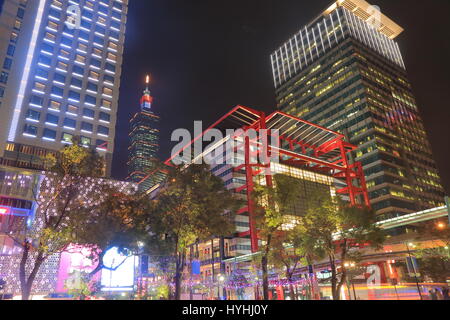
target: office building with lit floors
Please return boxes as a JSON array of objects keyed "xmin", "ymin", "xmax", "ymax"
[
  {"xmin": 271, "ymin": 0, "xmax": 445, "ymax": 221},
  {"xmin": 0, "ymin": 0, "xmax": 128, "ymax": 176},
  {"xmin": 127, "ymin": 77, "xmax": 166, "ymax": 192}
]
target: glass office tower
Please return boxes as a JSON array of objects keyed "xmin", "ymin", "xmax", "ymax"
[
  {"xmin": 0, "ymin": 0, "xmax": 128, "ymax": 176},
  {"xmin": 127, "ymin": 77, "xmax": 164, "ymax": 190},
  {"xmin": 271, "ymin": 0, "xmax": 445, "ymax": 220}
]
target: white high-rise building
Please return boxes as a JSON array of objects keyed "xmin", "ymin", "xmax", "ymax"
[{"xmin": 0, "ymin": 0, "xmax": 128, "ymax": 176}]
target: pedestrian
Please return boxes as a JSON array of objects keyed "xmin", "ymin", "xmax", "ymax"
[
  {"xmin": 429, "ymin": 289, "xmax": 438, "ymax": 300},
  {"xmin": 442, "ymin": 287, "xmax": 449, "ymax": 300},
  {"xmin": 436, "ymin": 288, "xmax": 443, "ymax": 300}
]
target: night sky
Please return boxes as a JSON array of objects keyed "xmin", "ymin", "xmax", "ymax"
[{"xmin": 112, "ymin": 0, "xmax": 450, "ymax": 195}]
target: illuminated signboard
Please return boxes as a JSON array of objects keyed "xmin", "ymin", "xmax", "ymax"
[
  {"xmin": 101, "ymin": 247, "xmax": 137, "ymax": 292},
  {"xmin": 56, "ymin": 244, "xmax": 100, "ymax": 293},
  {"xmin": 0, "ymin": 206, "xmax": 30, "ymax": 216}
]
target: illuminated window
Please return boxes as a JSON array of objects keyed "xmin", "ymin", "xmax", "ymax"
[
  {"xmin": 75, "ymin": 54, "xmax": 86, "ymax": 65},
  {"xmin": 107, "ymin": 41, "xmax": 118, "ymax": 51},
  {"xmin": 57, "ymin": 61, "xmax": 68, "ymax": 72},
  {"xmin": 48, "ymin": 100, "xmax": 61, "ymax": 111},
  {"xmin": 14, "ymin": 19, "xmax": 22, "ymax": 31},
  {"xmin": 92, "ymin": 47, "xmax": 103, "ymax": 58},
  {"xmin": 77, "ymin": 42, "xmax": 88, "ymax": 53},
  {"xmin": 85, "ymin": 1, "xmax": 94, "ymax": 9},
  {"xmin": 48, "ymin": 21, "xmax": 59, "ymax": 32},
  {"xmin": 102, "ymin": 87, "xmax": 113, "ymax": 97},
  {"xmin": 58, "ymin": 49, "xmax": 70, "ymax": 60},
  {"xmin": 89, "ymin": 70, "xmax": 100, "ymax": 81},
  {"xmin": 97, "ymin": 16, "xmax": 107, "ymax": 25},
  {"xmin": 107, "ymin": 52, "xmax": 117, "ymax": 62},
  {"xmin": 66, "ymin": 104, "xmax": 78, "ymax": 115},
  {"xmin": 62, "ymin": 132, "xmax": 73, "ymax": 144},
  {"xmin": 51, "ymin": 0, "xmax": 62, "ymax": 9},
  {"xmin": 101, "ymin": 99, "xmax": 112, "ymax": 110},
  {"xmin": 33, "ymin": 82, "xmax": 46, "ymax": 93},
  {"xmin": 44, "ymin": 32, "xmax": 56, "ymax": 42},
  {"xmin": 81, "ymin": 136, "xmax": 91, "ymax": 146}
]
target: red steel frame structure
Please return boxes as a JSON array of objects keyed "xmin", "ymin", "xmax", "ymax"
[{"xmin": 165, "ymin": 105, "xmax": 370, "ymax": 253}]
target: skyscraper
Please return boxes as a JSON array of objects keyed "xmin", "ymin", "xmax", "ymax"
[
  {"xmin": 127, "ymin": 76, "xmax": 164, "ymax": 190},
  {"xmin": 0, "ymin": 0, "xmax": 128, "ymax": 176},
  {"xmin": 271, "ymin": 0, "xmax": 445, "ymax": 220}
]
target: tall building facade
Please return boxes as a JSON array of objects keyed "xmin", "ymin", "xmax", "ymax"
[
  {"xmin": 0, "ymin": 0, "xmax": 128, "ymax": 176},
  {"xmin": 127, "ymin": 76, "xmax": 164, "ymax": 189},
  {"xmin": 271, "ymin": 0, "xmax": 445, "ymax": 220}
]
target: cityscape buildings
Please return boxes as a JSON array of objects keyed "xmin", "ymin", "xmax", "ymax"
[
  {"xmin": 0, "ymin": 0, "xmax": 128, "ymax": 176},
  {"xmin": 127, "ymin": 76, "xmax": 165, "ymax": 191},
  {"xmin": 271, "ymin": 0, "xmax": 445, "ymax": 221},
  {"xmin": 0, "ymin": 0, "xmax": 448, "ymax": 301}
]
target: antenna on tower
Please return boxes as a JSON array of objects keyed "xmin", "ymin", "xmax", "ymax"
[
  {"xmin": 145, "ymin": 74, "xmax": 150, "ymax": 90},
  {"xmin": 141, "ymin": 74, "xmax": 153, "ymax": 110}
]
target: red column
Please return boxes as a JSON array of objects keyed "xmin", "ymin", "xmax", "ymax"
[{"xmin": 245, "ymin": 135, "xmax": 258, "ymax": 252}]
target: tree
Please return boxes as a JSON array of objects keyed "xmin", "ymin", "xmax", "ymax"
[
  {"xmin": 267, "ymin": 236, "xmax": 307, "ymax": 300},
  {"xmin": 73, "ymin": 187, "xmax": 152, "ymax": 281},
  {"xmin": 149, "ymin": 164, "xmax": 241, "ymax": 300},
  {"xmin": 12, "ymin": 137, "xmax": 106, "ymax": 300},
  {"xmin": 252, "ymin": 174, "xmax": 306, "ymax": 300},
  {"xmin": 414, "ymin": 247, "xmax": 450, "ymax": 283},
  {"xmin": 297, "ymin": 194, "xmax": 385, "ymax": 300},
  {"xmin": 412, "ymin": 220, "xmax": 450, "ymax": 283},
  {"xmin": 65, "ymin": 271, "xmax": 92, "ymax": 300}
]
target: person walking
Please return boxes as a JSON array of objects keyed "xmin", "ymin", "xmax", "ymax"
[
  {"xmin": 442, "ymin": 287, "xmax": 449, "ymax": 300},
  {"xmin": 436, "ymin": 288, "xmax": 444, "ymax": 300},
  {"xmin": 429, "ymin": 289, "xmax": 438, "ymax": 300}
]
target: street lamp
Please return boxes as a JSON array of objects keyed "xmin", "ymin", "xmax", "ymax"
[
  {"xmin": 217, "ymin": 274, "xmax": 225, "ymax": 300},
  {"xmin": 437, "ymin": 222, "xmax": 446, "ymax": 230},
  {"xmin": 136, "ymin": 242, "xmax": 145, "ymax": 300},
  {"xmin": 344, "ymin": 261, "xmax": 357, "ymax": 300},
  {"xmin": 405, "ymin": 242, "xmax": 423, "ymax": 300}
]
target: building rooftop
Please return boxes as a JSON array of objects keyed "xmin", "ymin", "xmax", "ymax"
[{"xmin": 323, "ymin": 0, "xmax": 404, "ymax": 39}]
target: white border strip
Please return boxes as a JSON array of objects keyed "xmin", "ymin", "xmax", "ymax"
[{"xmin": 8, "ymin": 0, "xmax": 48, "ymax": 141}]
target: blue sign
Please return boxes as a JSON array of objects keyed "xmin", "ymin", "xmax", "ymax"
[{"xmin": 192, "ymin": 260, "xmax": 201, "ymax": 275}]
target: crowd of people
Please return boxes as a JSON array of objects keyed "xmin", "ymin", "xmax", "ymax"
[{"xmin": 428, "ymin": 287, "xmax": 450, "ymax": 300}]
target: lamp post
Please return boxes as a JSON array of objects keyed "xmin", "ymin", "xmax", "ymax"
[
  {"xmin": 217, "ymin": 274, "xmax": 225, "ymax": 300},
  {"xmin": 344, "ymin": 262, "xmax": 357, "ymax": 300},
  {"xmin": 136, "ymin": 242, "xmax": 145, "ymax": 300},
  {"xmin": 405, "ymin": 242, "xmax": 423, "ymax": 300}
]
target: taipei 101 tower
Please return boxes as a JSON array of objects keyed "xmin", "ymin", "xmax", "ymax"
[{"xmin": 127, "ymin": 75, "xmax": 165, "ymax": 191}]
